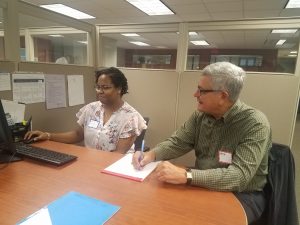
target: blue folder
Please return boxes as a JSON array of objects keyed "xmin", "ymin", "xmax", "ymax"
[{"xmin": 17, "ymin": 191, "xmax": 120, "ymax": 225}]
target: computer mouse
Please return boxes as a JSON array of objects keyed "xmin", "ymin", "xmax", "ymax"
[
  {"xmin": 23, "ymin": 137, "xmax": 36, "ymax": 144},
  {"xmin": 23, "ymin": 136, "xmax": 38, "ymax": 144}
]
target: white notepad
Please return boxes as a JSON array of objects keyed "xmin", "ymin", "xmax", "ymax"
[{"xmin": 102, "ymin": 153, "xmax": 159, "ymax": 182}]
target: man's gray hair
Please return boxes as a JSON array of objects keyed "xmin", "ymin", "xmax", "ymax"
[{"xmin": 202, "ymin": 62, "xmax": 246, "ymax": 102}]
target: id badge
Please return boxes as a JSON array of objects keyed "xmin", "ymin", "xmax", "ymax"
[
  {"xmin": 218, "ymin": 150, "xmax": 232, "ymax": 164},
  {"xmin": 88, "ymin": 120, "xmax": 99, "ymax": 128}
]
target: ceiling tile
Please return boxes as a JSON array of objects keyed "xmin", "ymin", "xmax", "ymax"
[
  {"xmin": 171, "ymin": 3, "xmax": 208, "ymax": 14},
  {"xmin": 179, "ymin": 13, "xmax": 212, "ymax": 22},
  {"xmin": 202, "ymin": 0, "xmax": 243, "ymax": 3},
  {"xmin": 210, "ymin": 11, "xmax": 244, "ymax": 20},
  {"xmin": 280, "ymin": 8, "xmax": 300, "ymax": 17},
  {"xmin": 164, "ymin": 0, "xmax": 205, "ymax": 5},
  {"xmin": 244, "ymin": 10, "xmax": 282, "ymax": 19},
  {"xmin": 204, "ymin": 1, "xmax": 243, "ymax": 12},
  {"xmin": 244, "ymin": 0, "xmax": 287, "ymax": 10},
  {"xmin": 21, "ymin": 0, "xmax": 291, "ymax": 25}
]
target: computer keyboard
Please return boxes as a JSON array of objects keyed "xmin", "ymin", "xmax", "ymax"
[{"xmin": 16, "ymin": 143, "xmax": 77, "ymax": 166}]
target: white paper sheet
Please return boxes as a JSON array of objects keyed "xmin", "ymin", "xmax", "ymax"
[
  {"xmin": 18, "ymin": 208, "xmax": 52, "ymax": 225},
  {"xmin": 1, "ymin": 99, "xmax": 25, "ymax": 123},
  {"xmin": 67, "ymin": 75, "xmax": 84, "ymax": 106},
  {"xmin": 45, "ymin": 75, "xmax": 67, "ymax": 109},
  {"xmin": 12, "ymin": 73, "xmax": 45, "ymax": 104},
  {"xmin": 102, "ymin": 154, "xmax": 159, "ymax": 182},
  {"xmin": 0, "ymin": 73, "xmax": 11, "ymax": 91}
]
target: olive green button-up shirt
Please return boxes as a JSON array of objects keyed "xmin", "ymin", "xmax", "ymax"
[{"xmin": 153, "ymin": 100, "xmax": 272, "ymax": 192}]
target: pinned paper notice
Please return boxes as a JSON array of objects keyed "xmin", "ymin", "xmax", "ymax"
[{"xmin": 2, "ymin": 99, "xmax": 25, "ymax": 123}]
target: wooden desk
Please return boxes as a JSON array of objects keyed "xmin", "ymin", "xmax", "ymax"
[{"xmin": 0, "ymin": 141, "xmax": 247, "ymax": 225}]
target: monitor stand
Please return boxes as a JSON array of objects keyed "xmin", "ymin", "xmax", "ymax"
[{"xmin": 0, "ymin": 152, "xmax": 22, "ymax": 164}]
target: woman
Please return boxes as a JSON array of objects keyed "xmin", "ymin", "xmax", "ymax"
[{"xmin": 25, "ymin": 67, "xmax": 147, "ymax": 153}]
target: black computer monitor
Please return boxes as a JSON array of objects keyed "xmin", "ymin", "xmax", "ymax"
[{"xmin": 0, "ymin": 99, "xmax": 22, "ymax": 163}]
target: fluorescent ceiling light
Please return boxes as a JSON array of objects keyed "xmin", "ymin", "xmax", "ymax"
[
  {"xmin": 48, "ymin": 34, "xmax": 64, "ymax": 37},
  {"xmin": 78, "ymin": 41, "xmax": 88, "ymax": 44},
  {"xmin": 122, "ymin": 33, "xmax": 140, "ymax": 37},
  {"xmin": 126, "ymin": 0, "xmax": 174, "ymax": 15},
  {"xmin": 271, "ymin": 29, "xmax": 298, "ymax": 33},
  {"xmin": 156, "ymin": 46, "xmax": 167, "ymax": 49},
  {"xmin": 288, "ymin": 54, "xmax": 297, "ymax": 57},
  {"xmin": 191, "ymin": 40, "xmax": 209, "ymax": 46},
  {"xmin": 129, "ymin": 41, "xmax": 150, "ymax": 46},
  {"xmin": 40, "ymin": 4, "xmax": 95, "ymax": 19},
  {"xmin": 276, "ymin": 39, "xmax": 286, "ymax": 45},
  {"xmin": 286, "ymin": 0, "xmax": 300, "ymax": 8},
  {"xmin": 290, "ymin": 51, "xmax": 298, "ymax": 54},
  {"xmin": 189, "ymin": 32, "xmax": 198, "ymax": 36}
]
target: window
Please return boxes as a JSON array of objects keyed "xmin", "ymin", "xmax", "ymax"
[
  {"xmin": 187, "ymin": 55, "xmax": 200, "ymax": 70},
  {"xmin": 18, "ymin": 13, "xmax": 88, "ymax": 65},
  {"xmin": 31, "ymin": 31, "xmax": 87, "ymax": 64},
  {"xmin": 210, "ymin": 55, "xmax": 263, "ymax": 67},
  {"xmin": 101, "ymin": 32, "xmax": 178, "ymax": 69},
  {"xmin": 19, "ymin": 36, "xmax": 26, "ymax": 61},
  {"xmin": 187, "ymin": 29, "xmax": 300, "ymax": 73}
]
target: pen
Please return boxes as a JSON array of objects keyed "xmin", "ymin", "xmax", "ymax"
[{"xmin": 139, "ymin": 140, "xmax": 145, "ymax": 162}]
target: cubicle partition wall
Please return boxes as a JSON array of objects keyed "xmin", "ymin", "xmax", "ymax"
[
  {"xmin": 13, "ymin": 62, "xmax": 96, "ymax": 133},
  {"xmin": 241, "ymin": 73, "xmax": 299, "ymax": 145},
  {"xmin": 0, "ymin": 61, "xmax": 17, "ymax": 72},
  {"xmin": 0, "ymin": 61, "xmax": 17, "ymax": 100},
  {"xmin": 177, "ymin": 71, "xmax": 300, "ymax": 146},
  {"xmin": 0, "ymin": 62, "xmax": 180, "ymax": 149},
  {"xmin": 121, "ymin": 68, "xmax": 179, "ymax": 148},
  {"xmin": 122, "ymin": 69, "xmax": 300, "ymax": 166},
  {"xmin": 165, "ymin": 71, "xmax": 300, "ymax": 166},
  {"xmin": 0, "ymin": 63, "xmax": 299, "ymax": 165}
]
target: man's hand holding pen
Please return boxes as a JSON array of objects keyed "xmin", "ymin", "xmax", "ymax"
[
  {"xmin": 132, "ymin": 142, "xmax": 155, "ymax": 170},
  {"xmin": 138, "ymin": 140, "xmax": 145, "ymax": 163}
]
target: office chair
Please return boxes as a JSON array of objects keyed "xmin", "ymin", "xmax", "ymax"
[
  {"xmin": 134, "ymin": 117, "xmax": 150, "ymax": 151},
  {"xmin": 254, "ymin": 143, "xmax": 299, "ymax": 225}
]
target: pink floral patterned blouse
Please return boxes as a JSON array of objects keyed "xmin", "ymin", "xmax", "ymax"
[{"xmin": 76, "ymin": 101, "xmax": 147, "ymax": 151}]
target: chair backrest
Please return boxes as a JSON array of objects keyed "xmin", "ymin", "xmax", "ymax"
[
  {"xmin": 134, "ymin": 117, "xmax": 149, "ymax": 151},
  {"xmin": 262, "ymin": 143, "xmax": 299, "ymax": 225}
]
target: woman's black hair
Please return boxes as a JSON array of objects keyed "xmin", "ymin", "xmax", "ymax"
[{"xmin": 95, "ymin": 67, "xmax": 128, "ymax": 96}]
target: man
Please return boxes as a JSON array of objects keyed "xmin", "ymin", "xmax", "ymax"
[{"xmin": 132, "ymin": 62, "xmax": 272, "ymax": 224}]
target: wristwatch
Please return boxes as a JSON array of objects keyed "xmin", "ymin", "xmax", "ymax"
[{"xmin": 185, "ymin": 168, "xmax": 192, "ymax": 185}]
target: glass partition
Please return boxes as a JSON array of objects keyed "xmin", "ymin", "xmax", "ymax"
[
  {"xmin": 30, "ymin": 31, "xmax": 87, "ymax": 64},
  {"xmin": 20, "ymin": 35, "xmax": 26, "ymax": 61},
  {"xmin": 19, "ymin": 13, "xmax": 88, "ymax": 65},
  {"xmin": 187, "ymin": 29, "xmax": 300, "ymax": 73},
  {"xmin": 101, "ymin": 32, "xmax": 178, "ymax": 69}
]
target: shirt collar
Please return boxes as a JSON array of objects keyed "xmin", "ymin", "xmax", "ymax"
[
  {"xmin": 222, "ymin": 99, "xmax": 242, "ymax": 123},
  {"xmin": 99, "ymin": 101, "xmax": 126, "ymax": 113}
]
